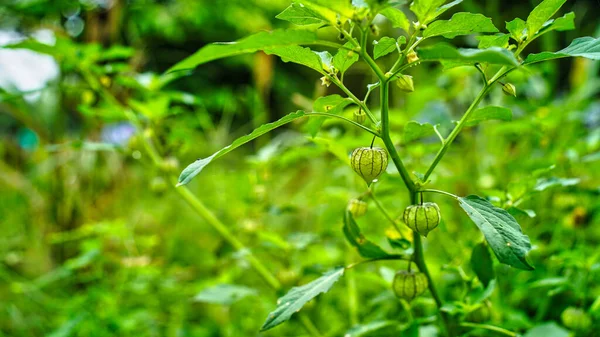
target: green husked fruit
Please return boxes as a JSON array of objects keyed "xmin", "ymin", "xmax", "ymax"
[
  {"xmin": 466, "ymin": 300, "xmax": 492, "ymax": 322},
  {"xmin": 561, "ymin": 307, "xmax": 591, "ymax": 331},
  {"xmin": 393, "ymin": 270, "xmax": 428, "ymax": 302},
  {"xmin": 347, "ymin": 199, "xmax": 368, "ymax": 218},
  {"xmin": 353, "ymin": 108, "xmax": 366, "ymax": 124},
  {"xmin": 403, "ymin": 202, "xmax": 441, "ymax": 237},
  {"xmin": 350, "ymin": 147, "xmax": 388, "ymax": 185}
]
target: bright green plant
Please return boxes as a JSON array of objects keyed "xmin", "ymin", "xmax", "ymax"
[{"xmin": 169, "ymin": 0, "xmax": 599, "ymax": 335}]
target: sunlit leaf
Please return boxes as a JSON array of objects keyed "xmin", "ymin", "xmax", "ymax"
[
  {"xmin": 276, "ymin": 2, "xmax": 328, "ymax": 25},
  {"xmin": 506, "ymin": 18, "xmax": 527, "ymax": 42},
  {"xmin": 524, "ymin": 37, "xmax": 600, "ymax": 64},
  {"xmin": 403, "ymin": 121, "xmax": 436, "ymax": 143},
  {"xmin": 373, "ymin": 36, "xmax": 397, "ymax": 59},
  {"xmin": 476, "ymin": 34, "xmax": 510, "ymax": 49},
  {"xmin": 423, "ymin": 12, "xmax": 498, "ymax": 38},
  {"xmin": 418, "ymin": 44, "xmax": 519, "ymax": 65},
  {"xmin": 458, "ymin": 195, "xmax": 534, "ymax": 270},
  {"xmin": 410, "ymin": 0, "xmax": 463, "ymax": 25},
  {"xmin": 380, "ymin": 7, "xmax": 410, "ymax": 32},
  {"xmin": 333, "ymin": 42, "xmax": 359, "ymax": 73},
  {"xmin": 539, "ymin": 12, "xmax": 575, "ymax": 34},
  {"xmin": 263, "ymin": 45, "xmax": 325, "ymax": 73},
  {"xmin": 465, "ymin": 106, "xmax": 512, "ymax": 126},
  {"xmin": 261, "ymin": 267, "xmax": 345, "ymax": 331},
  {"xmin": 526, "ymin": 0, "xmax": 567, "ymax": 39}
]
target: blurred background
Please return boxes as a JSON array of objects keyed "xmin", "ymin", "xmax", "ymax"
[{"xmin": 0, "ymin": 0, "xmax": 599, "ymax": 336}]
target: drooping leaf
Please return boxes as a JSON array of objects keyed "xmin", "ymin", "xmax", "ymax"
[
  {"xmin": 167, "ymin": 29, "xmax": 322, "ymax": 72},
  {"xmin": 470, "ymin": 242, "xmax": 495, "ymax": 287},
  {"xmin": 333, "ymin": 42, "xmax": 359, "ymax": 73},
  {"xmin": 506, "ymin": 18, "xmax": 527, "ymax": 42},
  {"xmin": 526, "ymin": 0, "xmax": 567, "ymax": 39},
  {"xmin": 276, "ymin": 2, "xmax": 329, "ymax": 25},
  {"xmin": 465, "ymin": 106, "xmax": 512, "ymax": 126},
  {"xmin": 423, "ymin": 12, "xmax": 498, "ymax": 38},
  {"xmin": 539, "ymin": 12, "xmax": 575, "ymax": 34},
  {"xmin": 458, "ymin": 195, "xmax": 534, "ymax": 270},
  {"xmin": 177, "ymin": 111, "xmax": 307, "ymax": 186},
  {"xmin": 380, "ymin": 7, "xmax": 410, "ymax": 33},
  {"xmin": 261, "ymin": 267, "xmax": 345, "ymax": 331},
  {"xmin": 403, "ymin": 121, "xmax": 436, "ymax": 143},
  {"xmin": 193, "ymin": 284, "xmax": 257, "ymax": 305},
  {"xmin": 305, "ymin": 95, "xmax": 354, "ymax": 136},
  {"xmin": 343, "ymin": 210, "xmax": 393, "ymax": 259},
  {"xmin": 373, "ymin": 36, "xmax": 397, "ymax": 59},
  {"xmin": 418, "ymin": 44, "xmax": 519, "ymax": 66},
  {"xmin": 345, "ymin": 320, "xmax": 400, "ymax": 337},
  {"xmin": 524, "ymin": 36, "xmax": 600, "ymax": 64},
  {"xmin": 410, "ymin": 0, "xmax": 463, "ymax": 25},
  {"xmin": 476, "ymin": 34, "xmax": 510, "ymax": 49},
  {"xmin": 263, "ymin": 45, "xmax": 325, "ymax": 73}
]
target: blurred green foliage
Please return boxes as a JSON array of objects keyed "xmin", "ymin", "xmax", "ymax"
[{"xmin": 0, "ymin": 0, "xmax": 599, "ymax": 336}]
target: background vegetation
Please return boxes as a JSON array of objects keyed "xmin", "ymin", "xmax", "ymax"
[{"xmin": 0, "ymin": 0, "xmax": 599, "ymax": 336}]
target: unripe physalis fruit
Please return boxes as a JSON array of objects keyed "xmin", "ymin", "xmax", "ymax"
[
  {"xmin": 353, "ymin": 108, "xmax": 366, "ymax": 124},
  {"xmin": 502, "ymin": 82, "xmax": 517, "ymax": 97},
  {"xmin": 350, "ymin": 147, "xmax": 388, "ymax": 186},
  {"xmin": 406, "ymin": 51, "xmax": 419, "ymax": 64},
  {"xmin": 347, "ymin": 199, "xmax": 368, "ymax": 218},
  {"xmin": 396, "ymin": 74, "xmax": 414, "ymax": 92},
  {"xmin": 393, "ymin": 270, "xmax": 428, "ymax": 302},
  {"xmin": 402, "ymin": 202, "xmax": 441, "ymax": 237},
  {"xmin": 561, "ymin": 307, "xmax": 592, "ymax": 331}
]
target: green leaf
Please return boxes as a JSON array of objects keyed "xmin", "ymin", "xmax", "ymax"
[
  {"xmin": 533, "ymin": 177, "xmax": 579, "ymax": 191},
  {"xmin": 423, "ymin": 12, "xmax": 498, "ymax": 38},
  {"xmin": 345, "ymin": 320, "xmax": 400, "ymax": 337},
  {"xmin": 193, "ymin": 284, "xmax": 257, "ymax": 305},
  {"xmin": 524, "ymin": 36, "xmax": 600, "ymax": 64},
  {"xmin": 526, "ymin": 0, "xmax": 567, "ymax": 39},
  {"xmin": 403, "ymin": 121, "xmax": 436, "ymax": 143},
  {"xmin": 373, "ymin": 36, "xmax": 397, "ymax": 59},
  {"xmin": 263, "ymin": 45, "xmax": 325, "ymax": 73},
  {"xmin": 276, "ymin": 2, "xmax": 328, "ymax": 25},
  {"xmin": 261, "ymin": 267, "xmax": 345, "ymax": 331},
  {"xmin": 524, "ymin": 322, "xmax": 569, "ymax": 337},
  {"xmin": 418, "ymin": 44, "xmax": 519, "ymax": 66},
  {"xmin": 458, "ymin": 195, "xmax": 534, "ymax": 270},
  {"xmin": 333, "ymin": 42, "xmax": 359, "ymax": 73},
  {"xmin": 410, "ymin": 0, "xmax": 463, "ymax": 25},
  {"xmin": 465, "ymin": 106, "xmax": 512, "ymax": 126},
  {"xmin": 343, "ymin": 210, "xmax": 393, "ymax": 259},
  {"xmin": 506, "ymin": 18, "xmax": 527, "ymax": 42},
  {"xmin": 380, "ymin": 7, "xmax": 410, "ymax": 32},
  {"xmin": 540, "ymin": 12, "xmax": 575, "ymax": 34},
  {"xmin": 470, "ymin": 279, "xmax": 496, "ymax": 303},
  {"xmin": 177, "ymin": 111, "xmax": 307, "ymax": 186},
  {"xmin": 470, "ymin": 242, "xmax": 495, "ymax": 287},
  {"xmin": 167, "ymin": 29, "xmax": 321, "ymax": 73},
  {"xmin": 305, "ymin": 95, "xmax": 354, "ymax": 136},
  {"xmin": 476, "ymin": 34, "xmax": 510, "ymax": 49}
]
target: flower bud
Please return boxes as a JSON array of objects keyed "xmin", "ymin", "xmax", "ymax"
[
  {"xmin": 353, "ymin": 108, "xmax": 366, "ymax": 124},
  {"xmin": 406, "ymin": 51, "xmax": 419, "ymax": 64},
  {"xmin": 402, "ymin": 202, "xmax": 441, "ymax": 237},
  {"xmin": 502, "ymin": 83, "xmax": 516, "ymax": 97},
  {"xmin": 320, "ymin": 76, "xmax": 331, "ymax": 87},
  {"xmin": 347, "ymin": 199, "xmax": 368, "ymax": 218},
  {"xmin": 393, "ymin": 270, "xmax": 428, "ymax": 302},
  {"xmin": 396, "ymin": 74, "xmax": 414, "ymax": 92},
  {"xmin": 350, "ymin": 147, "xmax": 388, "ymax": 186}
]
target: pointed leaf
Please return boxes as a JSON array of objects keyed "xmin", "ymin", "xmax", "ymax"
[
  {"xmin": 465, "ymin": 106, "xmax": 512, "ymax": 126},
  {"xmin": 263, "ymin": 45, "xmax": 325, "ymax": 73},
  {"xmin": 167, "ymin": 29, "xmax": 322, "ymax": 73},
  {"xmin": 418, "ymin": 44, "xmax": 519, "ymax": 66},
  {"xmin": 526, "ymin": 0, "xmax": 567, "ymax": 39},
  {"xmin": 333, "ymin": 42, "xmax": 359, "ymax": 73},
  {"xmin": 506, "ymin": 18, "xmax": 526, "ymax": 42},
  {"xmin": 476, "ymin": 34, "xmax": 510, "ymax": 49},
  {"xmin": 458, "ymin": 195, "xmax": 534, "ymax": 270},
  {"xmin": 380, "ymin": 7, "xmax": 410, "ymax": 32},
  {"xmin": 276, "ymin": 2, "xmax": 328, "ymax": 25},
  {"xmin": 423, "ymin": 12, "xmax": 498, "ymax": 38},
  {"xmin": 373, "ymin": 36, "xmax": 397, "ymax": 59},
  {"xmin": 177, "ymin": 111, "xmax": 307, "ymax": 185},
  {"xmin": 261, "ymin": 267, "xmax": 345, "ymax": 331},
  {"xmin": 524, "ymin": 36, "xmax": 600, "ymax": 64},
  {"xmin": 343, "ymin": 210, "xmax": 393, "ymax": 259},
  {"xmin": 539, "ymin": 12, "xmax": 575, "ymax": 34},
  {"xmin": 403, "ymin": 121, "xmax": 436, "ymax": 143},
  {"xmin": 410, "ymin": 0, "xmax": 463, "ymax": 25}
]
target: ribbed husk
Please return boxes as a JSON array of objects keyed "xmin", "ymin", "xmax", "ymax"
[
  {"xmin": 350, "ymin": 147, "xmax": 388, "ymax": 186},
  {"xmin": 402, "ymin": 202, "xmax": 441, "ymax": 237},
  {"xmin": 347, "ymin": 199, "xmax": 368, "ymax": 218},
  {"xmin": 392, "ymin": 270, "xmax": 428, "ymax": 302}
]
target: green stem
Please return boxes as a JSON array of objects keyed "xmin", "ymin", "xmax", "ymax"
[
  {"xmin": 370, "ymin": 192, "xmax": 404, "ymax": 237},
  {"xmin": 346, "ymin": 254, "xmax": 411, "ymax": 269},
  {"xmin": 459, "ymin": 322, "xmax": 519, "ymax": 337},
  {"xmin": 329, "ymin": 76, "xmax": 378, "ymax": 124},
  {"xmin": 420, "ymin": 189, "xmax": 459, "ymax": 199},
  {"xmin": 310, "ymin": 112, "xmax": 379, "ymax": 136}
]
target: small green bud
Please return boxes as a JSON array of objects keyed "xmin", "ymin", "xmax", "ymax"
[
  {"xmin": 353, "ymin": 108, "xmax": 366, "ymax": 124},
  {"xmin": 393, "ymin": 270, "xmax": 428, "ymax": 302},
  {"xmin": 402, "ymin": 202, "xmax": 441, "ymax": 237},
  {"xmin": 347, "ymin": 199, "xmax": 368, "ymax": 218},
  {"xmin": 350, "ymin": 147, "xmax": 388, "ymax": 186},
  {"xmin": 406, "ymin": 51, "xmax": 419, "ymax": 64},
  {"xmin": 502, "ymin": 83, "xmax": 516, "ymax": 97},
  {"xmin": 561, "ymin": 307, "xmax": 591, "ymax": 331},
  {"xmin": 369, "ymin": 24, "xmax": 380, "ymax": 36},
  {"xmin": 396, "ymin": 74, "xmax": 414, "ymax": 92}
]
